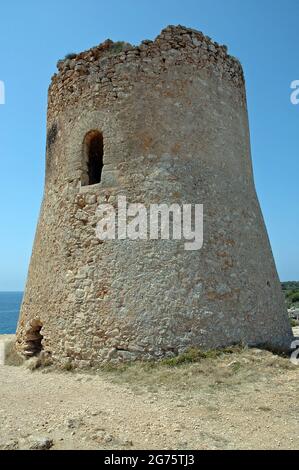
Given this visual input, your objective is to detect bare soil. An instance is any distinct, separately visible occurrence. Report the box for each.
[1,342,299,450]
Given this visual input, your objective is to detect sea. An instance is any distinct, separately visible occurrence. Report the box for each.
[0,292,23,334]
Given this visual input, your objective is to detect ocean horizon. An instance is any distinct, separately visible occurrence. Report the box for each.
[0,291,23,334]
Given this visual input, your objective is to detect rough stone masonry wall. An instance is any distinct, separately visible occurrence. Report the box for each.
[16,25,293,367]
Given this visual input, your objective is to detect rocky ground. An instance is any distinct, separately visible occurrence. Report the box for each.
[1,335,299,450]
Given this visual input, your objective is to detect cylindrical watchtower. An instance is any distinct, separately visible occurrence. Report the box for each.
[16,26,292,367]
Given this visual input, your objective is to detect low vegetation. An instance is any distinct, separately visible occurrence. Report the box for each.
[160,346,241,366]
[107,41,127,55]
[95,346,296,397]
[64,53,77,60]
[281,281,299,309]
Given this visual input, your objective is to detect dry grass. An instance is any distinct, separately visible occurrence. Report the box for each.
[96,346,296,396]
[25,351,53,371]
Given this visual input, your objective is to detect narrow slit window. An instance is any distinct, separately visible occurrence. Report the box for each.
[82,130,104,186]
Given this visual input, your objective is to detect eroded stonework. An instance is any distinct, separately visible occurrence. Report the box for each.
[16,25,293,367]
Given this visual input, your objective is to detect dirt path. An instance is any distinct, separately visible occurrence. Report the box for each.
[1,345,299,450]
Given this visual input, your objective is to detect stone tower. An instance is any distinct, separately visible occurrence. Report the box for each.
[16,25,292,367]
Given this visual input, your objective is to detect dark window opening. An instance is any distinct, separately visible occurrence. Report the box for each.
[24,320,44,357]
[82,130,104,186]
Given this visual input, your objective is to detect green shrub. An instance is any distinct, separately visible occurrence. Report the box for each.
[160,346,239,367]
[281,282,299,308]
[64,53,77,60]
[107,42,126,55]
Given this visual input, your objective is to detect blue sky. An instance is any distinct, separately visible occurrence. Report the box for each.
[0,0,298,290]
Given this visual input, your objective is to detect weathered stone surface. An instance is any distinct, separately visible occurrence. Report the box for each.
[16,25,293,367]
[28,437,53,450]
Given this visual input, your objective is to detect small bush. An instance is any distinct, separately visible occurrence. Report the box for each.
[25,352,53,371]
[229,360,242,373]
[107,42,126,55]
[64,53,77,60]
[160,346,239,367]
[59,359,74,371]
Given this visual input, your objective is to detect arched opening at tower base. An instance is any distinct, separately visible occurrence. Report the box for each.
[81,130,104,186]
[24,320,44,357]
